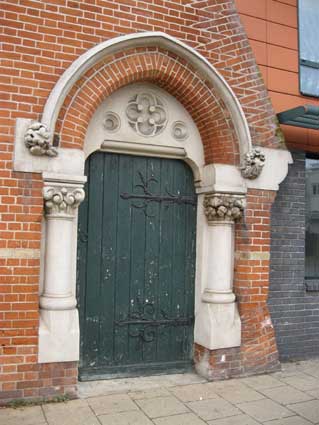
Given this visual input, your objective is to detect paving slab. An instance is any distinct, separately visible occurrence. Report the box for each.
[214,382,265,404]
[98,410,153,425]
[207,414,260,425]
[299,365,319,379]
[164,373,206,386]
[135,395,189,418]
[272,370,309,380]
[153,412,207,425]
[187,397,241,421]
[0,406,46,425]
[88,393,138,416]
[240,374,285,390]
[305,388,319,398]
[259,385,313,405]
[129,387,171,400]
[237,398,294,422]
[287,400,319,424]
[169,383,219,402]
[279,373,319,391]
[1,360,319,425]
[209,379,250,392]
[262,416,313,425]
[43,399,100,425]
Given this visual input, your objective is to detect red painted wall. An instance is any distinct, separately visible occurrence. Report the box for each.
[235,0,319,151]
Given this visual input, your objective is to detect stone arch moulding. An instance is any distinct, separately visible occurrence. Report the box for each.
[11,32,293,366]
[14,31,292,185]
[42,32,252,161]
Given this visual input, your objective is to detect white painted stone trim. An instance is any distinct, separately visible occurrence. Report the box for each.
[199,147,293,193]
[194,192,244,350]
[86,83,205,183]
[38,309,79,363]
[38,173,86,363]
[245,147,293,191]
[14,118,85,175]
[101,140,185,158]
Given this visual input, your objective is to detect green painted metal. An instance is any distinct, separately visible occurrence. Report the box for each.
[77,152,197,380]
[277,105,319,130]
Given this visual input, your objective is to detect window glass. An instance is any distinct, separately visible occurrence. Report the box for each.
[299,0,319,97]
[306,158,319,278]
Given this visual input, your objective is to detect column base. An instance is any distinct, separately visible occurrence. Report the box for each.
[194,302,241,350]
[38,309,79,363]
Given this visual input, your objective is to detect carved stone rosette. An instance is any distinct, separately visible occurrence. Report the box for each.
[24,122,58,157]
[126,92,167,136]
[204,194,245,223]
[240,148,265,179]
[43,186,85,216]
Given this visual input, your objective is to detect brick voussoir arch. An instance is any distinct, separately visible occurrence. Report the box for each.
[58,49,238,164]
[39,32,253,167]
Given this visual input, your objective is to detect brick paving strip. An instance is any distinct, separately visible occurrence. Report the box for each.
[1,359,319,425]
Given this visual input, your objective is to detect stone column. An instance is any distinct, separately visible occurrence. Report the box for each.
[194,193,245,350]
[38,173,86,363]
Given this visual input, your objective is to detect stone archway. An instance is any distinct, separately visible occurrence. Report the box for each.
[75,82,244,377]
[12,31,292,379]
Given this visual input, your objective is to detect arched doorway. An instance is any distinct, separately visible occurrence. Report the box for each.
[31,33,287,378]
[77,151,197,379]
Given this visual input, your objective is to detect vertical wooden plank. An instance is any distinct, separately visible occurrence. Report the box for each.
[143,157,161,362]
[77,158,90,369]
[171,160,187,361]
[157,158,174,362]
[183,163,196,360]
[114,154,133,366]
[99,153,119,366]
[128,156,147,364]
[83,152,104,369]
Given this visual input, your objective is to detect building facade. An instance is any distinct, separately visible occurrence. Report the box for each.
[0,0,316,404]
[235,0,319,361]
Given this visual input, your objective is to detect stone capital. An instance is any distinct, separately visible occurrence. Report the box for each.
[204,193,245,223]
[43,185,85,216]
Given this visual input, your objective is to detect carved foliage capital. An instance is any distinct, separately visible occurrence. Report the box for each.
[43,186,85,216]
[24,122,58,157]
[204,194,245,223]
[240,148,265,179]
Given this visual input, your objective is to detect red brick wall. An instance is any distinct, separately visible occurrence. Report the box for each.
[1,0,282,402]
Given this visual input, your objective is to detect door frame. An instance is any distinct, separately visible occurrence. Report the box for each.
[36,81,251,365]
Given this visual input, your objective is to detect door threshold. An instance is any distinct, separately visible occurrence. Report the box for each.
[79,361,194,382]
[77,366,205,399]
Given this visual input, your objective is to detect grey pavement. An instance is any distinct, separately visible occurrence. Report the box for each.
[1,359,319,424]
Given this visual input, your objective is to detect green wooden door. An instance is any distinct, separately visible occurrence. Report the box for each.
[77,152,197,380]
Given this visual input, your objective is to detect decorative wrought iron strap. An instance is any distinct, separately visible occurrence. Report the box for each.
[114,317,194,327]
[128,326,156,344]
[121,192,196,205]
[115,298,194,328]
[120,171,196,216]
